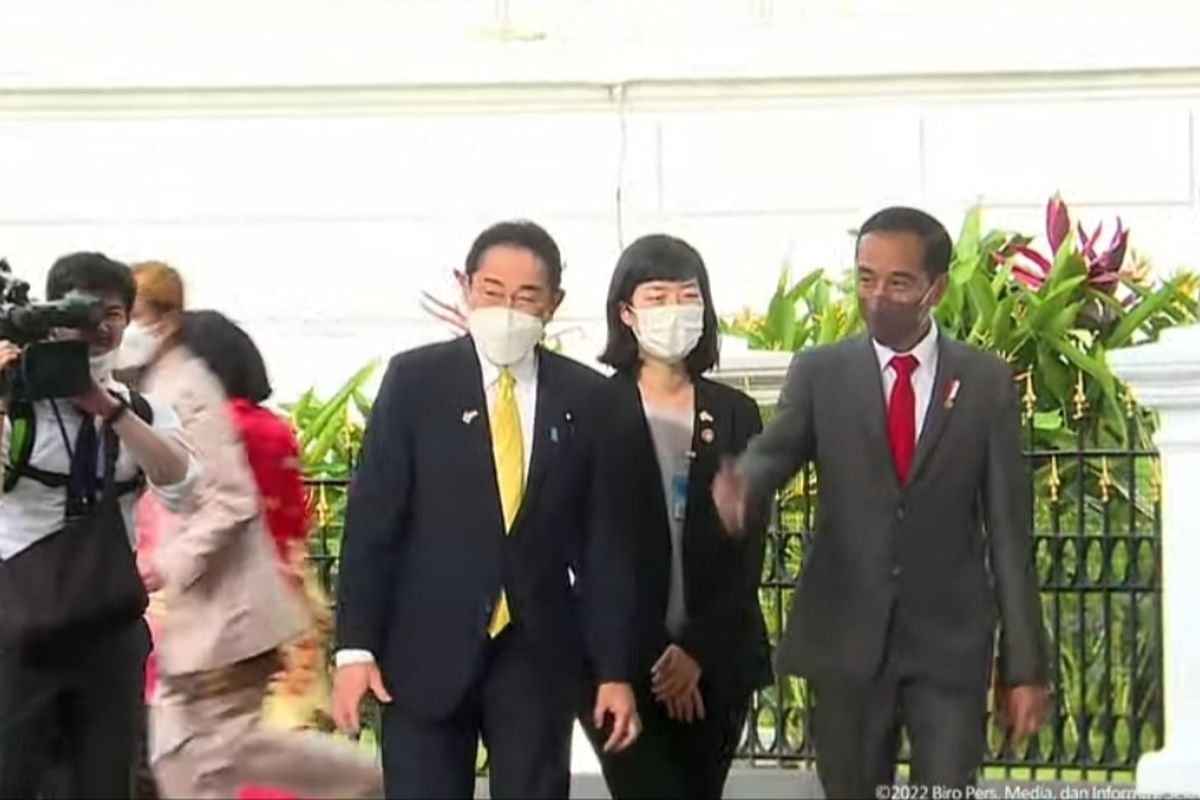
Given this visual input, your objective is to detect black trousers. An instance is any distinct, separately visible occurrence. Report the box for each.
[582,683,750,800]
[810,667,988,799]
[380,627,573,800]
[0,620,150,799]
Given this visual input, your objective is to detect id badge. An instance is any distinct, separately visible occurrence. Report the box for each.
[670,465,689,522]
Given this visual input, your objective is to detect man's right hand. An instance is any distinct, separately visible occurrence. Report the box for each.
[332,662,393,735]
[0,340,20,413]
[711,458,748,536]
[0,340,19,371]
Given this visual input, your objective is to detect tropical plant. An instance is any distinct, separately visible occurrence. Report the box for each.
[724,196,1199,450]
[285,361,379,479]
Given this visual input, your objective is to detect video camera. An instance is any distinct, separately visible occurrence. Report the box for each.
[0,259,104,404]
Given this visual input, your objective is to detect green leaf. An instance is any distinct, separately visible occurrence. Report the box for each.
[818,305,844,344]
[991,258,1015,294]
[764,284,798,349]
[787,269,826,303]
[988,296,1017,352]
[1036,345,1073,405]
[1047,337,1114,396]
[352,389,374,421]
[965,269,999,329]
[1033,410,1063,431]
[1042,274,1089,306]
[298,361,379,453]
[306,406,351,469]
[1107,277,1187,350]
[288,388,316,425]
[1099,382,1130,448]
[1047,234,1085,287]
[956,205,983,260]
[1045,301,1085,339]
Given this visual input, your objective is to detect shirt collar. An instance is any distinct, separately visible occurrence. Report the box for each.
[872,320,939,374]
[473,338,539,389]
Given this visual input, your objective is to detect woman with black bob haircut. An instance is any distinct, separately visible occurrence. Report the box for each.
[582,234,772,798]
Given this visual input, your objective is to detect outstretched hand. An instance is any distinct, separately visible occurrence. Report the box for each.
[711,458,748,536]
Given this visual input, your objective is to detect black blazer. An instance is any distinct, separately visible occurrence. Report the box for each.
[335,337,632,720]
[601,373,772,704]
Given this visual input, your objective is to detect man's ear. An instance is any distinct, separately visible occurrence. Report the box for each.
[930,273,949,305]
[545,289,565,321]
[456,270,470,304]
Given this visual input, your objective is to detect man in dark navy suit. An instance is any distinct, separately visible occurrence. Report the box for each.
[333,221,640,799]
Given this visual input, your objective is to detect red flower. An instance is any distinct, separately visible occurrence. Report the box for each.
[1006,195,1130,294]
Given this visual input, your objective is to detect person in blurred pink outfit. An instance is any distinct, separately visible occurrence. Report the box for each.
[125,263,381,800]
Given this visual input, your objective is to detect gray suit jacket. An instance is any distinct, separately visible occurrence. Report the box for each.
[740,334,1048,689]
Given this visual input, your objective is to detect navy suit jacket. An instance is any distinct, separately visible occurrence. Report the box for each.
[335,336,633,720]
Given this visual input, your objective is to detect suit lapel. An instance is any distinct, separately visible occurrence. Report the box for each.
[850,336,896,482]
[684,379,720,530]
[689,379,720,493]
[908,337,964,484]
[452,338,505,530]
[512,347,563,532]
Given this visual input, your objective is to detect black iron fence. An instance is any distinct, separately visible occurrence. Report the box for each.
[304,411,1163,782]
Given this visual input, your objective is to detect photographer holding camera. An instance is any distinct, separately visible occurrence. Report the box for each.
[0,252,196,797]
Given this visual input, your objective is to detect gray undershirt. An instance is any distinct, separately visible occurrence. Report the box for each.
[644,403,694,640]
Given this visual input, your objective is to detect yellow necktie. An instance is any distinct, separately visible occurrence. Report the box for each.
[487,368,523,637]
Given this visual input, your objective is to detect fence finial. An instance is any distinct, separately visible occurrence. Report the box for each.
[1020,371,1036,420]
[317,483,329,529]
[1072,371,1088,420]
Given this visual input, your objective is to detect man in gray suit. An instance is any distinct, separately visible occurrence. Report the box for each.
[713,207,1049,797]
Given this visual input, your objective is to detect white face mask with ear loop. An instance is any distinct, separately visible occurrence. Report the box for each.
[116,321,163,370]
[468,306,546,367]
[632,304,706,363]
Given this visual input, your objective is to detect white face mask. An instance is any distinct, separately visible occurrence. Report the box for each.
[89,350,119,384]
[632,304,705,363]
[117,321,162,370]
[468,307,545,367]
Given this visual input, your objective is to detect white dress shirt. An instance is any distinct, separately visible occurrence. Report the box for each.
[871,321,940,438]
[0,381,198,559]
[336,342,541,668]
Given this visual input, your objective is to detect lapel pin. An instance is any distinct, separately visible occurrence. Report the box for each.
[943,379,961,410]
[699,410,714,423]
[462,409,479,425]
[700,428,715,444]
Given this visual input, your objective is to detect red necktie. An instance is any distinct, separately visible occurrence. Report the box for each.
[886,354,919,484]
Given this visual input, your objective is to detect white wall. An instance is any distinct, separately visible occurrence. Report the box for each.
[1,1,1198,401]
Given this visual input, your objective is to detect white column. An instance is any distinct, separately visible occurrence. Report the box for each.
[1109,325,1200,797]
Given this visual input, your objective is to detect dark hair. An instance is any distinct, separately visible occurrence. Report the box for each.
[464,220,564,291]
[856,206,953,279]
[179,310,272,403]
[599,234,720,377]
[45,252,137,312]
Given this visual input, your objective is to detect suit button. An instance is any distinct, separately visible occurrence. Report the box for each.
[891,566,902,578]
[896,506,905,521]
